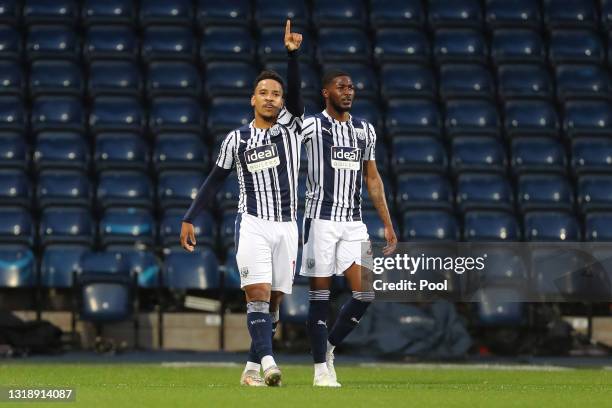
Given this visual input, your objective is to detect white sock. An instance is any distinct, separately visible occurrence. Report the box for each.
[245,361,260,372]
[261,355,276,372]
[327,340,335,353]
[314,363,329,377]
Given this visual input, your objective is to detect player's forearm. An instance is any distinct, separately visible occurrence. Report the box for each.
[182,166,232,223]
[285,50,303,117]
[366,175,393,228]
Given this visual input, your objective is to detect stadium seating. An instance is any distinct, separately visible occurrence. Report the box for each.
[523,211,581,241]
[153,133,209,171]
[89,60,141,97]
[200,26,254,62]
[0,132,27,169]
[26,25,79,60]
[451,136,506,173]
[84,25,137,61]
[555,65,612,101]
[510,137,567,174]
[37,170,91,208]
[0,168,30,208]
[89,96,143,133]
[402,210,459,241]
[196,0,251,27]
[571,137,612,174]
[485,0,541,29]
[157,170,205,210]
[497,64,553,100]
[439,64,494,100]
[395,172,453,211]
[517,173,574,212]
[95,133,148,171]
[374,29,429,64]
[23,0,78,25]
[159,208,216,247]
[31,96,84,132]
[99,207,155,247]
[255,0,307,26]
[34,132,89,171]
[381,63,435,99]
[491,29,545,65]
[39,206,94,246]
[463,210,521,241]
[97,170,153,209]
[141,26,196,62]
[204,62,254,98]
[139,0,194,26]
[392,136,447,172]
[82,0,135,24]
[147,61,200,97]
[162,248,220,290]
[30,60,82,96]
[370,0,424,29]
[456,172,514,212]
[0,60,22,95]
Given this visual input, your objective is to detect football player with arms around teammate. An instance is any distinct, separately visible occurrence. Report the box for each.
[180,20,304,387]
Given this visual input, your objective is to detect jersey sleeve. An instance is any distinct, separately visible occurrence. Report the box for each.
[364,123,377,161]
[215,131,237,169]
[300,116,316,143]
[277,105,304,139]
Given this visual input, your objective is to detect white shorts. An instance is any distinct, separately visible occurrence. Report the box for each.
[235,213,298,294]
[299,218,373,278]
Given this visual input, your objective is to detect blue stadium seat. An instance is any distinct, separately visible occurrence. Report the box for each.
[0,96,23,130]
[503,100,558,137]
[433,29,486,63]
[267,61,320,98]
[37,169,91,208]
[585,212,612,241]
[0,207,33,245]
[142,26,195,62]
[451,136,506,173]
[523,211,580,241]
[147,61,200,97]
[396,172,452,211]
[207,97,252,134]
[280,283,309,324]
[0,1,20,24]
[200,26,254,62]
[563,100,612,137]
[428,0,483,28]
[463,210,520,241]
[163,248,220,290]
[0,61,23,94]
[139,0,193,25]
[94,133,148,171]
[475,288,526,326]
[603,0,612,29]
[456,172,513,211]
[23,0,78,24]
[543,0,597,28]
[312,0,366,27]
[254,0,307,26]
[258,26,312,62]
[485,0,541,29]
[97,170,153,209]
[219,211,236,248]
[196,0,251,27]
[439,64,494,99]
[444,99,499,136]
[511,137,566,174]
[362,173,394,210]
[517,174,573,212]
[34,132,89,170]
[318,28,369,63]
[216,175,240,210]
[31,95,84,132]
[0,25,20,60]
[370,0,424,28]
[350,99,382,129]
[26,25,78,60]
[362,210,398,242]
[392,136,447,172]
[157,170,205,210]
[154,133,209,171]
[160,208,216,247]
[497,64,553,99]
[555,65,612,101]
[82,0,135,24]
[491,29,544,65]
[0,245,36,288]
[373,28,429,64]
[88,60,141,97]
[401,210,459,241]
[39,206,94,246]
[386,99,440,136]
[30,60,82,96]
[110,248,160,288]
[0,132,27,169]
[577,175,612,213]
[0,169,29,207]
[380,63,435,99]
[89,96,143,133]
[549,29,604,65]
[571,137,612,174]
[84,25,137,61]
[99,207,155,247]
[204,62,256,98]
[149,97,203,134]
[41,244,89,288]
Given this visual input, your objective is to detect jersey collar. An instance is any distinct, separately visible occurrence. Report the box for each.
[322,109,352,125]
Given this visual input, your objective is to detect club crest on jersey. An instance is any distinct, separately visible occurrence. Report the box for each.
[244,144,280,173]
[240,267,249,278]
[355,127,366,140]
[331,146,361,171]
[307,258,316,269]
[269,125,281,137]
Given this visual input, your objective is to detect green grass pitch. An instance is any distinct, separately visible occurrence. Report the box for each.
[0,363,610,407]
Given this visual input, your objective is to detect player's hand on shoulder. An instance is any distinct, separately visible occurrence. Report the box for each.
[284,19,302,51]
[383,225,398,256]
[180,221,196,252]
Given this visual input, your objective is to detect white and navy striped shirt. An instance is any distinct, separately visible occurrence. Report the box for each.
[216,107,303,222]
[302,110,376,222]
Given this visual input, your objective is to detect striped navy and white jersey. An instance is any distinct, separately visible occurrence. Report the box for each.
[215,106,303,222]
[302,110,377,222]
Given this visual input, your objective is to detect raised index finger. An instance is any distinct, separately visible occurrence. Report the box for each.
[285,19,291,37]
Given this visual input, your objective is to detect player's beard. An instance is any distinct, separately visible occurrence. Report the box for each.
[330,98,352,114]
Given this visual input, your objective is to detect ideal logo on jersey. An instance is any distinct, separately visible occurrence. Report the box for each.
[331,146,361,171]
[244,144,280,173]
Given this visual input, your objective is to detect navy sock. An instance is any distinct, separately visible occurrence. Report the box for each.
[247,313,278,364]
[246,301,273,360]
[307,290,330,364]
[328,291,374,347]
